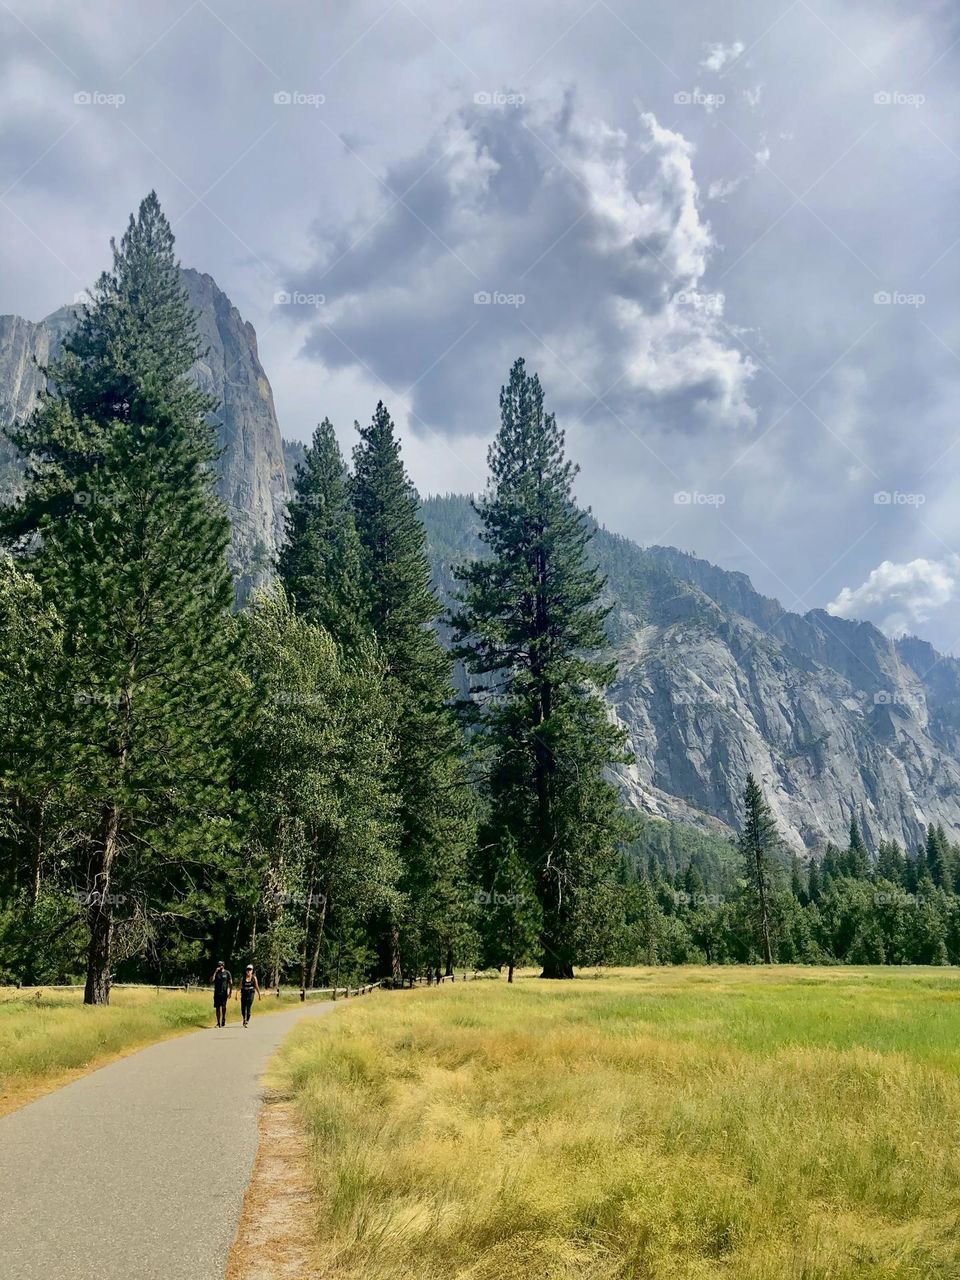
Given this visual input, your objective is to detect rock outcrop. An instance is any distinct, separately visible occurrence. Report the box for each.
[0,269,289,591]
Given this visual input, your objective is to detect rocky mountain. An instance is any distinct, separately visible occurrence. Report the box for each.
[0,268,289,592]
[421,494,960,855]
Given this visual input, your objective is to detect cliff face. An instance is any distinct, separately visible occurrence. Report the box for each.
[0,269,289,591]
[422,497,960,854]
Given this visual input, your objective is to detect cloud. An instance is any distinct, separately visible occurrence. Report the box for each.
[700,41,745,73]
[283,94,756,440]
[827,557,960,636]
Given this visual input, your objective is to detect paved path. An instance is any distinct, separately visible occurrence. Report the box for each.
[0,998,337,1280]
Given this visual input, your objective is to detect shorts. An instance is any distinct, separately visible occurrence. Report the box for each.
[214,994,228,1008]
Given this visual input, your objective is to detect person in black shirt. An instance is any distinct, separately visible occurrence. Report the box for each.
[210,961,232,1027]
[239,964,261,1026]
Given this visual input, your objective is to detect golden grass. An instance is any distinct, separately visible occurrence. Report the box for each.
[273,967,960,1280]
[0,984,311,1117]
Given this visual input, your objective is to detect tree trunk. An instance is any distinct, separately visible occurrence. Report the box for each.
[83,805,120,1005]
[306,893,328,990]
[444,946,453,977]
[390,923,402,982]
[300,868,315,992]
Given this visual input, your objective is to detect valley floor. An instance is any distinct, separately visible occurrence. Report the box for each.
[272,967,960,1280]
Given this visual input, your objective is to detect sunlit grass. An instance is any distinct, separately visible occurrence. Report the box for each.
[274,967,960,1279]
[0,984,307,1114]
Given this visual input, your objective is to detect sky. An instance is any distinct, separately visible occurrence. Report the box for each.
[3,0,960,649]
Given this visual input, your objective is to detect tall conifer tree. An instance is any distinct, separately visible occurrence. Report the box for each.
[351,402,474,977]
[452,358,628,978]
[0,193,239,1003]
[739,773,778,963]
[278,417,366,647]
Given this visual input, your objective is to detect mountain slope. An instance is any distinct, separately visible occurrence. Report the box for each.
[0,269,289,590]
[421,495,960,853]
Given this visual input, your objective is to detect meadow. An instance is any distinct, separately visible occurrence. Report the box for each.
[274,967,960,1280]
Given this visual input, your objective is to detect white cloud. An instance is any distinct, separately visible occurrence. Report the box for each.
[285,95,756,443]
[700,41,745,73]
[827,557,960,636]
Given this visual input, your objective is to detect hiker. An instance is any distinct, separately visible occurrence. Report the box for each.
[210,960,232,1027]
[239,964,261,1027]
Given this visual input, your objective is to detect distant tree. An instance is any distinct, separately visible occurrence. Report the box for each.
[847,816,871,878]
[738,774,779,963]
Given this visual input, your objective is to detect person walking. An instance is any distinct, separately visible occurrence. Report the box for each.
[239,964,261,1027]
[210,960,232,1027]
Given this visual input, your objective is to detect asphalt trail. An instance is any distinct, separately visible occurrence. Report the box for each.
[0,998,336,1279]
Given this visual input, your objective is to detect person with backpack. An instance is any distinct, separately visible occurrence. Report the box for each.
[210,960,232,1027]
[239,964,261,1027]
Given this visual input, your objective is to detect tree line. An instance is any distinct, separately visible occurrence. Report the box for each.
[2,195,958,1001]
[613,777,960,965]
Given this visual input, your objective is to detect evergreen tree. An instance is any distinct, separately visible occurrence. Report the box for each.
[925,823,951,889]
[847,816,871,878]
[277,418,366,646]
[876,839,906,886]
[739,774,779,963]
[0,193,239,1003]
[351,402,475,978]
[452,359,629,978]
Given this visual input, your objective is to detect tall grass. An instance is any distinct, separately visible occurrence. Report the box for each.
[0,986,216,1111]
[274,967,960,1279]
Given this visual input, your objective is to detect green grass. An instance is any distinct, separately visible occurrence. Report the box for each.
[0,984,308,1114]
[274,967,960,1279]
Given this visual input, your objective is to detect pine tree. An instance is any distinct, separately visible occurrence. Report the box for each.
[847,816,871,878]
[926,823,951,889]
[0,193,239,1003]
[277,418,366,647]
[739,773,778,963]
[351,402,475,978]
[452,358,629,978]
